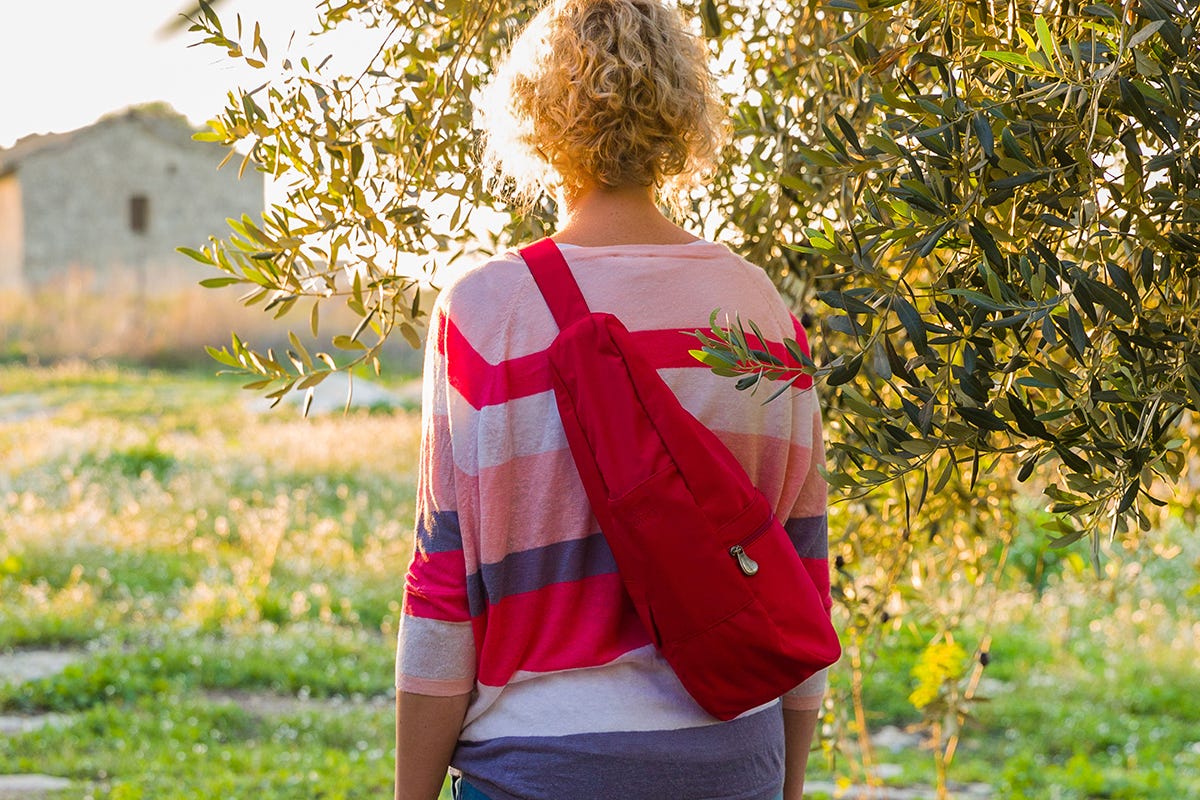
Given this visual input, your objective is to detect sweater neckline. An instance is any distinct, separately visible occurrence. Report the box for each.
[556,240,710,249]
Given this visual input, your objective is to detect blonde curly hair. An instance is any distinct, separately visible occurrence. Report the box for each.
[477,0,726,209]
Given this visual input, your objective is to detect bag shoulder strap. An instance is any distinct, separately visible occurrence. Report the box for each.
[519,238,591,330]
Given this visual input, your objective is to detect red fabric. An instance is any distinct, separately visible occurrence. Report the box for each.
[472,573,652,687]
[403,549,471,622]
[521,238,840,721]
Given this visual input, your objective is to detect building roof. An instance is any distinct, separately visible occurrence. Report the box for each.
[0,105,205,177]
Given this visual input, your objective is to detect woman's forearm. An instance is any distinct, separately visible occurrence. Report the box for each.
[395,690,472,800]
[782,707,820,800]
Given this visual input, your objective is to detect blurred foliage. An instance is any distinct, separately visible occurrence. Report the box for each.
[181,0,1200,792]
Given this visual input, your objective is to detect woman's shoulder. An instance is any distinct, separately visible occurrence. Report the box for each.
[433,249,530,315]
[431,238,788,324]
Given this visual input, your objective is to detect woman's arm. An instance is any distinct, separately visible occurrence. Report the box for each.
[395,690,472,800]
[782,707,820,800]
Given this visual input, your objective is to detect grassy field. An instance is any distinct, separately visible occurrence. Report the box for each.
[1,363,1198,799]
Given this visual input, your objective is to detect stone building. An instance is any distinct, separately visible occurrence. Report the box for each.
[0,104,263,294]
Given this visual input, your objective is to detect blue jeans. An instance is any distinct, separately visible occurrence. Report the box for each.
[451,777,493,800]
[452,777,783,800]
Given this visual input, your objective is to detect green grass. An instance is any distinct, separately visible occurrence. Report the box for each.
[2,363,1198,799]
[1,698,394,800]
[807,522,1200,798]
[0,364,423,797]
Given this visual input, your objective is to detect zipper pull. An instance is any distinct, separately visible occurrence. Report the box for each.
[729,545,759,576]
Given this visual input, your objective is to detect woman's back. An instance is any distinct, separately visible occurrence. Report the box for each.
[394,3,833,798]
[397,241,829,800]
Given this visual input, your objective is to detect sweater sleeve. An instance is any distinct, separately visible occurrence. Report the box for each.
[781,341,833,712]
[395,295,477,696]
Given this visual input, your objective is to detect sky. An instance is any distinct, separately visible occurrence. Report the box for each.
[0,1,503,274]
[0,1,380,149]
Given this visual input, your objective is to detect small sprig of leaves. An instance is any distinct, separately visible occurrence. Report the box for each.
[690,310,815,402]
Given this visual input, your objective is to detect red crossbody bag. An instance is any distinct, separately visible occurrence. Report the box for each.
[519,238,840,721]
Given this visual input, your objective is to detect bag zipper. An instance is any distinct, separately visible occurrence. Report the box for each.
[729,516,773,576]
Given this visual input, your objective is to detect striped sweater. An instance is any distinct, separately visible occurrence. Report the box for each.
[395,240,832,800]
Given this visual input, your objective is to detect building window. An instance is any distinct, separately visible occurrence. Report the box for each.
[130,195,149,234]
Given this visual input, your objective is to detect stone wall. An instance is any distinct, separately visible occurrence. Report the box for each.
[16,114,263,293]
[0,175,22,291]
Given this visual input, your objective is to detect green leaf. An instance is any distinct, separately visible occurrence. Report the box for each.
[892,295,928,354]
[332,335,367,351]
[199,276,241,288]
[297,371,329,391]
[700,0,722,38]
[400,322,422,350]
[826,353,863,386]
[735,374,761,391]
[1034,16,1058,68]
[969,219,1005,269]
[980,51,1034,69]
[834,113,863,156]
[818,290,876,316]
[1082,3,1118,19]
[1116,479,1140,513]
[956,405,1013,433]
[972,112,994,159]
[1067,306,1089,356]
[986,171,1047,191]
[1047,523,1087,549]
[945,289,1010,312]
[1129,20,1165,49]
[784,338,814,368]
[178,246,214,265]
[205,346,240,369]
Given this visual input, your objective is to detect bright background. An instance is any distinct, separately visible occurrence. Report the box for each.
[0,1,381,149]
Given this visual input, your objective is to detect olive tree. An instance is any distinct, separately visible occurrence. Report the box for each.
[183,0,1199,791]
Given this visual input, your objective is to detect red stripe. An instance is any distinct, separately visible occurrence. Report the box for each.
[472,573,652,687]
[790,314,812,358]
[404,549,471,622]
[445,318,551,409]
[800,556,832,613]
[445,321,811,410]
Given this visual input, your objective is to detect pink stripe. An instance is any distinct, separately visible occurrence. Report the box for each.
[718,432,814,514]
[789,409,828,519]
[421,412,457,507]
[404,549,470,622]
[459,450,592,563]
[473,573,651,687]
[395,674,475,696]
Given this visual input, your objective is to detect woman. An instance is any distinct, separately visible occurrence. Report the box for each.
[394,1,833,798]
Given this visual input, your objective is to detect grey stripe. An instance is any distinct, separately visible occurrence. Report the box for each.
[466,532,618,617]
[785,515,828,559]
[416,510,461,554]
[453,706,784,800]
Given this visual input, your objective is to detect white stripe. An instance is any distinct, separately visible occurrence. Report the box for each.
[395,614,475,686]
[448,388,566,474]
[460,645,777,741]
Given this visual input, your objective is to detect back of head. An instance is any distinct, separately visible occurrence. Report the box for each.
[478,0,726,209]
